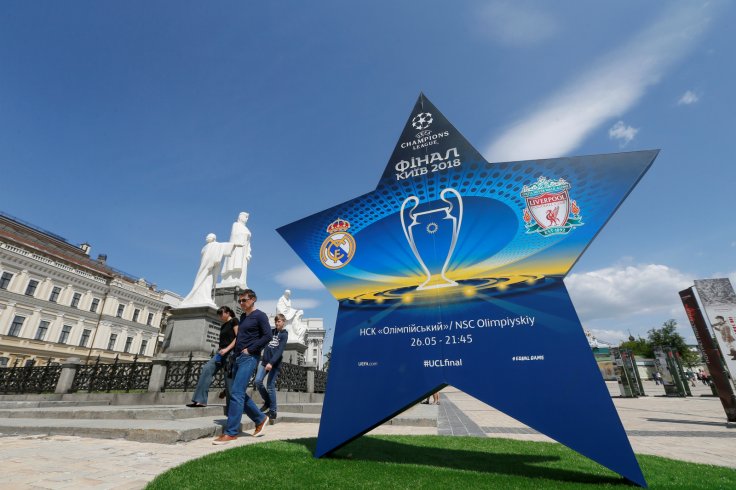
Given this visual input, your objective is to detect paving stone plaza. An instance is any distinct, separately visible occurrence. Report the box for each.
[1,380,734,489]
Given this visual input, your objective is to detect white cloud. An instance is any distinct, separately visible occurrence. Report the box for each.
[485,2,714,161]
[274,265,324,290]
[608,121,639,146]
[476,2,559,47]
[257,297,321,317]
[565,264,692,322]
[677,90,700,105]
[257,299,278,316]
[589,328,630,344]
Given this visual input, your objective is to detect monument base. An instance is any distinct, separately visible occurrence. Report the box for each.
[214,286,246,316]
[158,306,221,361]
[283,342,307,366]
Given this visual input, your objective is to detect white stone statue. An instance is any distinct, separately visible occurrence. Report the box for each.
[277,289,306,344]
[218,212,252,288]
[180,233,237,308]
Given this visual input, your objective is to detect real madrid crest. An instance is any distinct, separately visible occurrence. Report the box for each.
[320,218,356,269]
[521,176,584,237]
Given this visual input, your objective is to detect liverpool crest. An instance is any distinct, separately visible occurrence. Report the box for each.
[320,218,356,269]
[521,176,583,237]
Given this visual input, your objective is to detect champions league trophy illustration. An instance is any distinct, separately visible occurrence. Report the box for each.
[400,188,463,291]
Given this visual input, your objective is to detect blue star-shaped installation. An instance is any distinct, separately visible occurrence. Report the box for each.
[278,94,657,487]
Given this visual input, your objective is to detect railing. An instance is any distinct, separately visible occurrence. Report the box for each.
[0,352,325,395]
[162,352,227,391]
[71,354,151,393]
[277,362,308,392]
[314,369,328,393]
[0,360,62,394]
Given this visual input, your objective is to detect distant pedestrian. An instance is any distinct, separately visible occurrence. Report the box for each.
[421,390,441,405]
[256,313,288,422]
[187,306,238,408]
[653,372,662,385]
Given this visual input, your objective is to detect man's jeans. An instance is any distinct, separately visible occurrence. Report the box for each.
[192,356,221,405]
[225,353,266,436]
[254,362,281,413]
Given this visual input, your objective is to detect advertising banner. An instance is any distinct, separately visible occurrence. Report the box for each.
[278,94,656,486]
[693,278,736,387]
[611,347,637,397]
[680,286,736,421]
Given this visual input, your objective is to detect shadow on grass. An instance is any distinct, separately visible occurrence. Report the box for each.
[285,437,631,486]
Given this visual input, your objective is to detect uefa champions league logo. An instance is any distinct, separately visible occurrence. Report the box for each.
[411,112,433,130]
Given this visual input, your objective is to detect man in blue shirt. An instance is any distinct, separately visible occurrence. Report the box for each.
[213,289,273,444]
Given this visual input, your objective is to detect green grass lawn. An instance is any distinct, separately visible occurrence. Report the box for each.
[146,435,735,489]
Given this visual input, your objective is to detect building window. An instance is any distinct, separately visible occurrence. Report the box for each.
[116,304,125,318]
[25,279,39,296]
[8,316,25,336]
[49,286,61,303]
[35,320,50,340]
[90,298,100,313]
[79,329,91,347]
[24,359,35,367]
[70,292,82,309]
[0,272,13,289]
[132,309,140,323]
[139,339,148,355]
[124,336,133,353]
[107,333,118,350]
[0,357,8,367]
[146,313,154,326]
[59,325,72,344]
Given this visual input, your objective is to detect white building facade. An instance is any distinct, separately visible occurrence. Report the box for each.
[0,213,173,366]
[304,318,325,370]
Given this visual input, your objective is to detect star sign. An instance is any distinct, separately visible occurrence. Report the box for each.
[278,94,657,487]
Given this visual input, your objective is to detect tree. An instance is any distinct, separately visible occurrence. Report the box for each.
[323,347,332,372]
[619,337,653,358]
[647,319,700,367]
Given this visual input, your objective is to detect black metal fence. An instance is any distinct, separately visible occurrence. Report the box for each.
[0,353,327,394]
[162,353,229,391]
[276,362,308,392]
[314,369,328,393]
[71,355,152,393]
[0,360,62,394]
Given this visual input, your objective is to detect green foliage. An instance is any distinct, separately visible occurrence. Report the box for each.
[324,347,332,372]
[619,337,653,358]
[146,436,736,489]
[618,319,701,367]
[648,319,701,367]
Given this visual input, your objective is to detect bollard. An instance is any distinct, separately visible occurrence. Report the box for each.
[306,365,316,394]
[148,359,168,392]
[55,357,82,394]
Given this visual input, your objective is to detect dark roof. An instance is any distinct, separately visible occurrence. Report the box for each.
[0,212,113,278]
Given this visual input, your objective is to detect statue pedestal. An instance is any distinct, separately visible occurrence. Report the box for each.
[214,286,245,316]
[158,306,221,361]
[283,341,307,366]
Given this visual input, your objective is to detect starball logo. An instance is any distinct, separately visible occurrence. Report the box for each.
[411,112,433,131]
[401,111,450,151]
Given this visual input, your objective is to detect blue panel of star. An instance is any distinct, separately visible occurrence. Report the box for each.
[278,94,657,487]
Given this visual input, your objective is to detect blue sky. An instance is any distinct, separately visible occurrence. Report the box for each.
[1,1,733,350]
